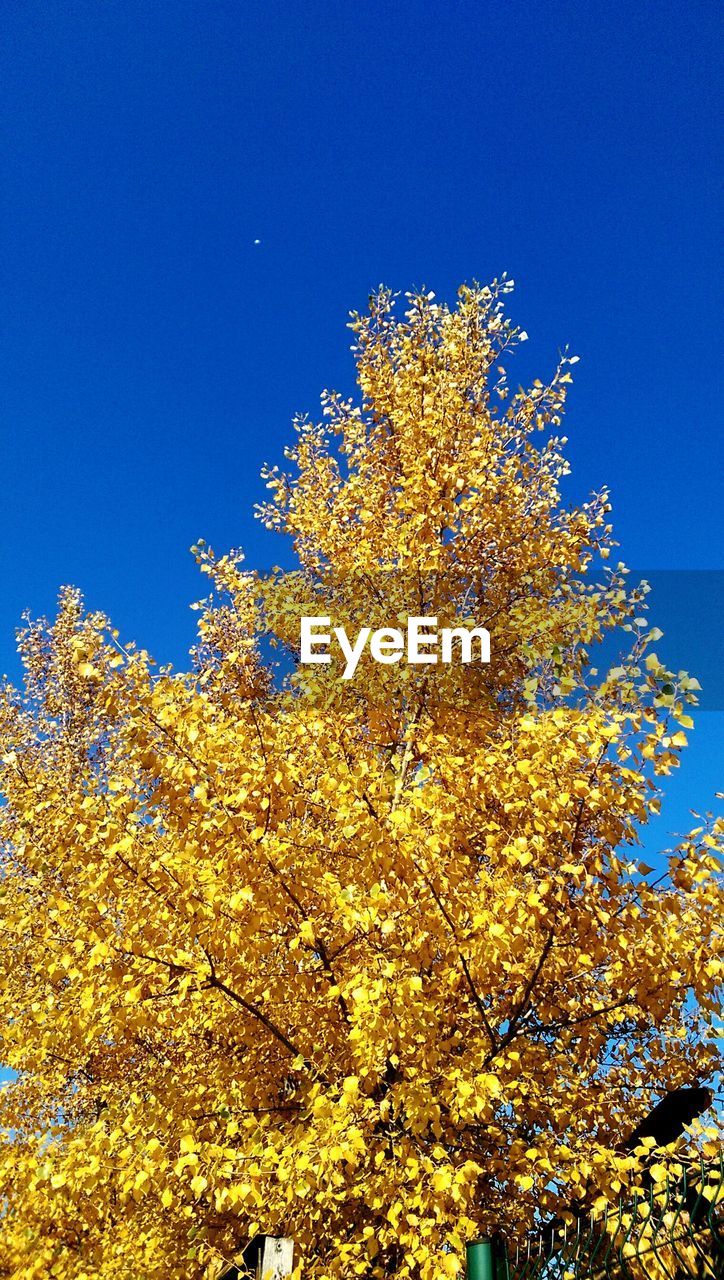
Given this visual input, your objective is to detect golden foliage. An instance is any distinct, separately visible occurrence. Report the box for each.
[0,283,721,1278]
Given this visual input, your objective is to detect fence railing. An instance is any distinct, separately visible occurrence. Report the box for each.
[483,1156,724,1280]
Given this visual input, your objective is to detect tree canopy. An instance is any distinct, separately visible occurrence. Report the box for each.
[0,282,721,1279]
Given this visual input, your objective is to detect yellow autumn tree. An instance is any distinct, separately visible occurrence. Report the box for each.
[0,281,721,1280]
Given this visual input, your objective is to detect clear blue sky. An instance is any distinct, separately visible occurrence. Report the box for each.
[1,0,721,854]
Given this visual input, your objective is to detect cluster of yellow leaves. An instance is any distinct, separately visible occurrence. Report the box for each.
[0,283,721,1279]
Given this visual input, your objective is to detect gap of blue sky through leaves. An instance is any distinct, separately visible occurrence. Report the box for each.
[1,0,721,875]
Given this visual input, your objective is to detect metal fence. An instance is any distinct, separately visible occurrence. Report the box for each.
[487,1157,724,1280]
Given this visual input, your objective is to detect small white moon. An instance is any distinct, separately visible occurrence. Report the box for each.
[253,239,261,245]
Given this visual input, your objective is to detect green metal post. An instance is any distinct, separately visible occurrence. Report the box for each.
[466,1239,494,1280]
